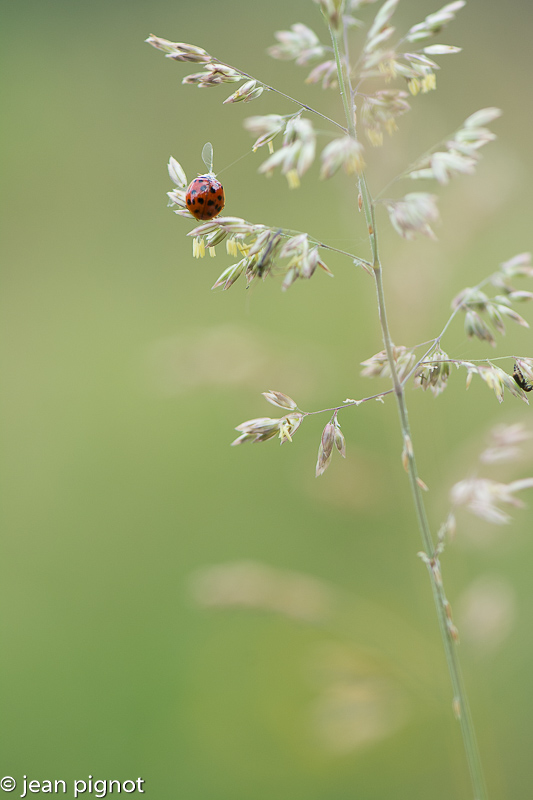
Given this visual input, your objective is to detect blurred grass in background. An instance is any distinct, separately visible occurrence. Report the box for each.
[2,1,533,798]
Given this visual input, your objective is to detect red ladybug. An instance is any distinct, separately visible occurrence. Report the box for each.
[185,175,225,221]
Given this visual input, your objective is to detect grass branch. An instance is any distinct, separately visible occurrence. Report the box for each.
[211,55,348,133]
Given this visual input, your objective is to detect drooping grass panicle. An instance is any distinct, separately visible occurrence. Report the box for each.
[231,412,303,446]
[382,192,439,239]
[405,108,502,184]
[361,345,416,381]
[451,421,533,525]
[183,216,334,291]
[190,560,332,622]
[358,249,533,403]
[316,416,346,477]
[267,22,330,66]
[452,273,532,346]
[414,349,450,396]
[480,422,533,465]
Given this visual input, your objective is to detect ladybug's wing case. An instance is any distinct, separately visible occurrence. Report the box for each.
[186,176,225,221]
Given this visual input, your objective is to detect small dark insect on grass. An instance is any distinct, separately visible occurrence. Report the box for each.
[513,363,533,392]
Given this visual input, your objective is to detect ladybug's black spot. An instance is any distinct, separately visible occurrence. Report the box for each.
[207,199,214,206]
[210,186,216,193]
[215,204,221,212]
[186,199,192,205]
[217,194,222,201]
[198,197,204,204]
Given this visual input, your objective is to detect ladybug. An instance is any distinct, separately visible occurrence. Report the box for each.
[185,175,225,221]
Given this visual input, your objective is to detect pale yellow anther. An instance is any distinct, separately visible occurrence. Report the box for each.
[193,236,206,258]
[279,420,293,443]
[226,237,239,257]
[286,169,300,189]
[422,74,437,93]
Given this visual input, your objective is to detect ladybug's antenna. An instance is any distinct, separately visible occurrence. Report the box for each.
[201,142,214,174]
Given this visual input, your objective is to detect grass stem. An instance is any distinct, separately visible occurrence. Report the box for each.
[330,19,488,800]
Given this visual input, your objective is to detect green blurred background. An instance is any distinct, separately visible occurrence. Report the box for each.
[3,0,533,797]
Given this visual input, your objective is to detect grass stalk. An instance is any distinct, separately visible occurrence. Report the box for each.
[330,21,488,800]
